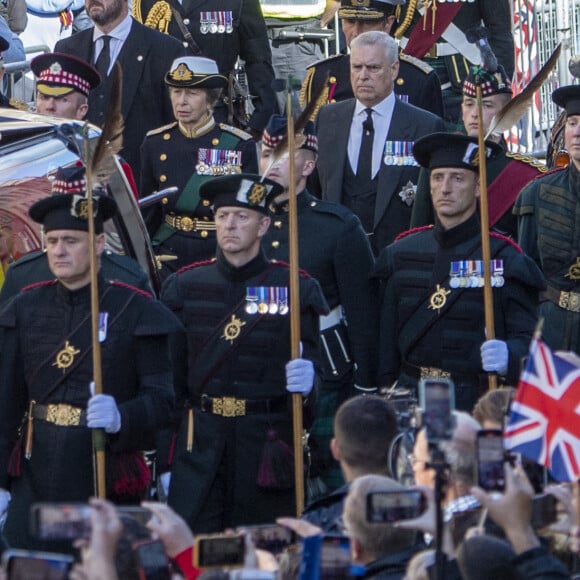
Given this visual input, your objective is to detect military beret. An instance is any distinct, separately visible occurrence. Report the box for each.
[165,56,227,89]
[31,53,101,97]
[552,85,580,117]
[29,166,117,233]
[262,115,318,153]
[338,0,404,21]
[413,133,502,172]
[463,65,512,98]
[200,174,282,215]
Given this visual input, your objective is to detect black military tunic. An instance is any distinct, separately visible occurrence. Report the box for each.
[160,248,328,532]
[300,52,444,118]
[140,119,258,272]
[514,165,580,354]
[132,0,277,132]
[263,191,378,488]
[374,213,545,412]
[0,276,181,550]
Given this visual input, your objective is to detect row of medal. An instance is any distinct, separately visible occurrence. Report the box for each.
[196,148,243,176]
[383,141,419,167]
[245,287,289,315]
[199,11,234,34]
[449,259,504,288]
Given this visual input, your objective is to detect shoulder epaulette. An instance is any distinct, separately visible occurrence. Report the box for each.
[490,232,522,253]
[306,53,343,71]
[270,259,311,279]
[176,258,216,274]
[146,122,177,137]
[108,279,154,298]
[21,279,58,293]
[505,152,548,173]
[394,224,434,242]
[533,165,567,179]
[218,123,252,141]
[399,52,434,75]
[9,251,44,267]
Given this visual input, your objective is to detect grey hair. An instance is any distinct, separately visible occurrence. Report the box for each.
[350,30,399,64]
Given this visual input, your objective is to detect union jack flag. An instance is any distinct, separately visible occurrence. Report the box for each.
[504,338,580,482]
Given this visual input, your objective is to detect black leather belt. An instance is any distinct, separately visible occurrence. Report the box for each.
[194,394,287,417]
[542,286,580,313]
[31,403,87,427]
[401,362,477,384]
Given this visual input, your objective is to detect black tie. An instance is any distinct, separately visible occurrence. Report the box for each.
[95,35,111,79]
[357,108,374,180]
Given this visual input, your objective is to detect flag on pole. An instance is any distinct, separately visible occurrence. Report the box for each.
[504,337,580,482]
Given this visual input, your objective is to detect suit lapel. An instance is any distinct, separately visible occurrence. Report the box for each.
[326,100,354,204]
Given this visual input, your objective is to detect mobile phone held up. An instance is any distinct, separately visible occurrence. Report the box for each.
[2,549,74,580]
[194,533,246,569]
[236,524,295,555]
[366,490,427,524]
[133,539,171,580]
[30,502,91,541]
[476,429,506,492]
[419,378,455,442]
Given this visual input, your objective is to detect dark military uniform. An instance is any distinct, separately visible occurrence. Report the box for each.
[140,120,258,273]
[160,249,327,531]
[0,250,153,306]
[411,145,548,238]
[263,190,378,489]
[132,0,277,133]
[0,276,180,549]
[300,52,444,118]
[374,214,544,412]
[514,165,580,354]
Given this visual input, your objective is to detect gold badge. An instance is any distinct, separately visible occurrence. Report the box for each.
[248,183,266,205]
[428,284,451,311]
[565,257,580,280]
[222,315,246,343]
[170,62,194,82]
[52,340,80,371]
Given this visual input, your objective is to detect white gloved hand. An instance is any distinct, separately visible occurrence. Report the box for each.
[286,358,314,396]
[159,472,171,497]
[0,488,10,518]
[87,394,122,433]
[481,339,509,376]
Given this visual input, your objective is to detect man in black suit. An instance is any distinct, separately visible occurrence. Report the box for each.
[55,0,185,177]
[315,30,445,255]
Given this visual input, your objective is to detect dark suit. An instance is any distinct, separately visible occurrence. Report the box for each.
[55,18,186,177]
[316,98,445,254]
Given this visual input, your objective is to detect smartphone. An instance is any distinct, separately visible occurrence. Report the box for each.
[236,524,295,555]
[366,490,427,523]
[30,502,91,541]
[2,549,74,580]
[476,429,506,492]
[419,378,455,442]
[118,506,153,527]
[133,539,171,580]
[319,535,351,580]
[530,493,558,530]
[194,533,246,569]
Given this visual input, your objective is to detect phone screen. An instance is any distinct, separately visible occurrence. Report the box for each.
[30,502,91,540]
[194,534,245,568]
[238,524,295,555]
[530,493,558,530]
[319,535,350,580]
[134,540,171,580]
[366,490,426,523]
[476,429,506,492]
[419,379,455,441]
[3,550,74,580]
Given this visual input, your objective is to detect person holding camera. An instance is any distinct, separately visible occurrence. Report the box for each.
[373,132,545,412]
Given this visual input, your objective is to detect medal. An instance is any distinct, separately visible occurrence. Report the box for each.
[258,287,269,314]
[209,11,218,33]
[52,340,80,371]
[98,312,108,342]
[217,11,225,33]
[222,315,246,343]
[200,12,209,34]
[245,287,258,314]
[225,11,233,33]
[492,259,504,288]
[268,287,279,315]
[449,261,460,288]
[278,286,289,315]
[428,284,451,311]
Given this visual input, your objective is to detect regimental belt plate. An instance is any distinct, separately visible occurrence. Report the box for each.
[222,315,246,343]
[428,284,450,311]
[52,340,80,371]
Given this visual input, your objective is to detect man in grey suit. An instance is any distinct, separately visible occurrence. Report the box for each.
[55,0,185,177]
[315,31,445,255]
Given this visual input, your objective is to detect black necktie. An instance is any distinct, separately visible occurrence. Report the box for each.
[95,35,111,79]
[357,108,374,180]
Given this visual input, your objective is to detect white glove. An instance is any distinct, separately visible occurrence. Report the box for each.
[481,339,509,376]
[159,472,171,497]
[87,394,122,433]
[286,358,314,396]
[0,488,10,518]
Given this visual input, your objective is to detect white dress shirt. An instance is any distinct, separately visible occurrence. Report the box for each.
[92,13,133,76]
